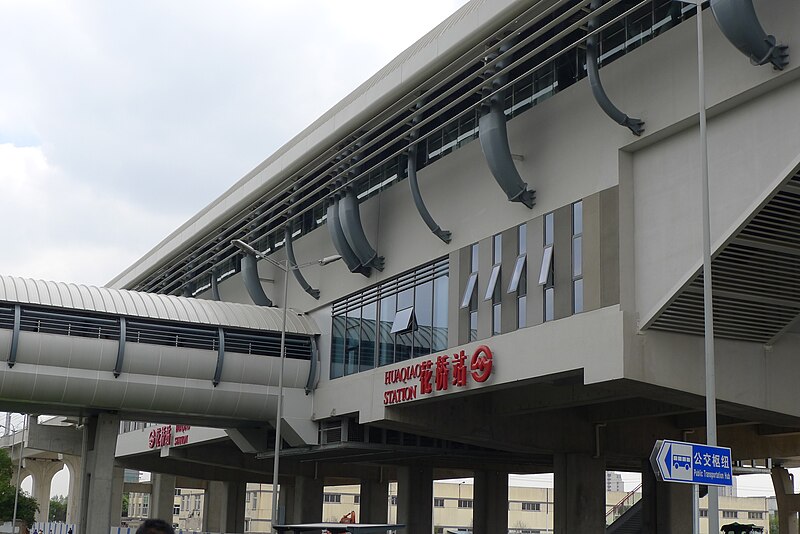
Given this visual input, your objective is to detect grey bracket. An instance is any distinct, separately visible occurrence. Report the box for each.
[213,327,225,387]
[114,316,126,378]
[305,337,319,395]
[8,304,20,368]
[339,188,385,271]
[587,0,645,135]
[407,102,451,243]
[285,225,321,300]
[210,270,221,301]
[241,252,274,306]
[710,0,788,70]
[327,200,371,277]
[479,43,535,209]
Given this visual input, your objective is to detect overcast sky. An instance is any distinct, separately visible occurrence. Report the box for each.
[0,0,469,287]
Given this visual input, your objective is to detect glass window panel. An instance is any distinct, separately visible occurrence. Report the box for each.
[330,315,346,378]
[470,243,479,273]
[539,246,554,285]
[414,280,433,357]
[573,201,583,235]
[461,272,478,309]
[391,307,415,334]
[395,330,413,362]
[378,294,396,366]
[492,303,501,335]
[360,301,377,372]
[544,287,554,322]
[397,287,413,310]
[432,275,448,352]
[484,264,501,301]
[544,213,554,245]
[508,254,527,293]
[493,234,502,264]
[469,311,478,342]
[519,223,527,254]
[518,295,527,329]
[345,310,360,376]
[572,236,582,278]
[573,279,584,314]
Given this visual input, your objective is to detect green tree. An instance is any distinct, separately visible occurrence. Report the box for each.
[0,449,39,526]
[49,494,67,522]
[122,493,129,517]
[770,514,779,534]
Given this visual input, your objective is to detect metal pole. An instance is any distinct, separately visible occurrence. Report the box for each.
[271,261,290,532]
[696,4,720,533]
[12,415,26,532]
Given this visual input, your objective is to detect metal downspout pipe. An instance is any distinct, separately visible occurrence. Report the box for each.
[478,42,535,209]
[586,0,645,135]
[407,102,451,243]
[241,252,273,306]
[709,0,788,69]
[285,223,321,300]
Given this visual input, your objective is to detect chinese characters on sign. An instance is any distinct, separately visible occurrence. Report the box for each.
[148,424,192,448]
[383,345,494,405]
[148,425,172,449]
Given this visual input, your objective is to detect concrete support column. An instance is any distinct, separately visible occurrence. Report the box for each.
[151,473,177,522]
[62,454,82,525]
[25,458,64,522]
[553,453,605,534]
[204,480,246,534]
[109,467,124,527]
[641,459,693,534]
[474,470,508,534]
[359,479,389,523]
[771,466,800,534]
[396,465,433,534]
[282,476,323,524]
[79,412,120,534]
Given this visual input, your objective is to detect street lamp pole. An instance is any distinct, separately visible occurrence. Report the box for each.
[674,2,718,532]
[231,239,340,532]
[9,415,25,533]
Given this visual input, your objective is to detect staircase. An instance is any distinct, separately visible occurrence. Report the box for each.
[606,484,643,534]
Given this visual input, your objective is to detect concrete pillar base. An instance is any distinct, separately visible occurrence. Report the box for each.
[151,473,177,523]
[554,453,605,534]
[474,470,508,534]
[25,457,64,523]
[397,465,433,534]
[359,478,389,524]
[204,480,247,534]
[772,466,800,534]
[80,413,120,534]
[641,458,693,534]
[283,476,324,524]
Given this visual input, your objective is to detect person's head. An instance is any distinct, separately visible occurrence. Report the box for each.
[135,519,175,534]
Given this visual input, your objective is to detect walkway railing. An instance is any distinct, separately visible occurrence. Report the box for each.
[605,483,642,526]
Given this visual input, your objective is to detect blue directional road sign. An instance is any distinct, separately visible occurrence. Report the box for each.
[650,440,733,486]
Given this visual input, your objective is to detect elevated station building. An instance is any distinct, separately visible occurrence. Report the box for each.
[2,0,800,532]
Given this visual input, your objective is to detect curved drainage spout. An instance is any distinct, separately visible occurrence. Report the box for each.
[241,252,273,306]
[479,43,535,209]
[210,269,221,301]
[285,225,320,299]
[408,143,451,243]
[587,0,645,135]
[710,0,788,70]
[339,188,385,272]
[327,199,371,277]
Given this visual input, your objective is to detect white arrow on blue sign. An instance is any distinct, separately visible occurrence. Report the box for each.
[649,440,733,486]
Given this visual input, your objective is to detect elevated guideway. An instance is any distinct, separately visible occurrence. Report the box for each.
[0,275,321,443]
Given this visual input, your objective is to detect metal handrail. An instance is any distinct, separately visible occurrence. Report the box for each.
[606,483,643,519]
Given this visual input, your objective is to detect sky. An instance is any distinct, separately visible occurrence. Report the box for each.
[0,0,788,505]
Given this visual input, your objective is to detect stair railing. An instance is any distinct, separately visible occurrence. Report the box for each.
[605,483,643,525]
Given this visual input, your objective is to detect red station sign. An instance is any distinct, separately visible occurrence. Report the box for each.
[148,424,192,449]
[383,345,494,405]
